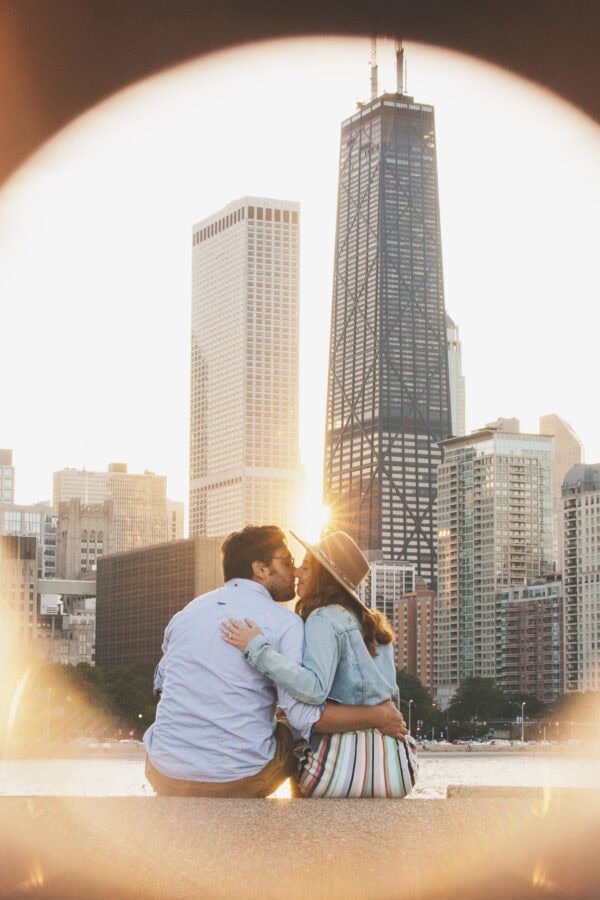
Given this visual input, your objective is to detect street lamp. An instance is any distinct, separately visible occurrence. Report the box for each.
[398,698,414,735]
[520,702,526,743]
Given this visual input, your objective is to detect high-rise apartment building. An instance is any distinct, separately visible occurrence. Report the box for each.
[540,414,583,573]
[446,314,466,437]
[189,197,301,538]
[396,581,435,692]
[53,464,168,556]
[357,554,416,644]
[0,450,15,504]
[496,579,562,701]
[562,464,600,693]
[435,427,553,706]
[323,47,451,585]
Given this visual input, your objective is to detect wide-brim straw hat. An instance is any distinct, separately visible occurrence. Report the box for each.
[290,530,370,605]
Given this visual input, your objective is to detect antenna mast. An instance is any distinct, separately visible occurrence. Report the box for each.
[370,38,378,100]
[395,40,407,94]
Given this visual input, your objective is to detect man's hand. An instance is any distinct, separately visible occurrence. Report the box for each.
[373,701,407,741]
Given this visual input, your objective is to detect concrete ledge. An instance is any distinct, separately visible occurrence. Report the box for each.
[1,794,600,898]
[447,784,600,800]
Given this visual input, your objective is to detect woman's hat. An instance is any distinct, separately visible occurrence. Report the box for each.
[290,530,370,604]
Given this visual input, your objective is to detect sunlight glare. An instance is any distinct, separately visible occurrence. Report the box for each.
[294,496,330,543]
[6,668,31,737]
[267,778,293,799]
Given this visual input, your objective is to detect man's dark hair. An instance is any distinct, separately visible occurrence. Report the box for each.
[221,525,286,581]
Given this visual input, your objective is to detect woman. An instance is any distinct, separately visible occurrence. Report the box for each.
[221,530,418,798]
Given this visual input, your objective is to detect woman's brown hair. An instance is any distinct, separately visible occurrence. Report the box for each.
[295,556,394,656]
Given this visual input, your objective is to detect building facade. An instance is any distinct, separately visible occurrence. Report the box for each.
[540,414,583,573]
[446,314,466,437]
[166,499,184,542]
[53,464,168,556]
[36,579,97,665]
[435,428,553,706]
[323,69,451,586]
[95,537,223,667]
[0,534,37,652]
[0,449,15,504]
[0,503,58,577]
[189,197,302,538]
[562,464,600,693]
[55,498,111,579]
[496,579,562,701]
[396,581,435,692]
[358,554,416,642]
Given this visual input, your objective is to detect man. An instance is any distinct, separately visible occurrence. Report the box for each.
[144,525,406,797]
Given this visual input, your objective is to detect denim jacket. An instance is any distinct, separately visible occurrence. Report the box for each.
[243,604,399,707]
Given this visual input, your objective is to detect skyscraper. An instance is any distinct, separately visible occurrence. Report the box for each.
[435,427,553,706]
[189,197,301,538]
[446,314,466,437]
[323,45,451,586]
[539,414,583,573]
[562,463,600,693]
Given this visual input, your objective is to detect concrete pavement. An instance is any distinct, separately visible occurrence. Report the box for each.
[1,789,600,898]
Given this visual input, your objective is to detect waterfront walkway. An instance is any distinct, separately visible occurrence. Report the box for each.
[1,788,599,898]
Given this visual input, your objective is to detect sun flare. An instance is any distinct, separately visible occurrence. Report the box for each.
[294,496,330,544]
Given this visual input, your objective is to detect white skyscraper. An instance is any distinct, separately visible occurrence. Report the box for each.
[189,197,301,537]
[446,314,465,437]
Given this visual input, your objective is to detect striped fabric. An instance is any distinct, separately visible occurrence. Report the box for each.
[297,730,418,798]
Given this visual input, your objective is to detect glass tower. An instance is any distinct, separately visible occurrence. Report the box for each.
[189,197,301,538]
[324,78,451,586]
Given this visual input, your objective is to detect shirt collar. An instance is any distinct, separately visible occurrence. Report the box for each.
[225,578,273,601]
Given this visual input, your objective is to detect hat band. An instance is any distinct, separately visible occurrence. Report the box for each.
[318,549,361,594]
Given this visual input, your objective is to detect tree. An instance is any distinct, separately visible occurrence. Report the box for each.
[447,677,507,723]
[396,669,438,737]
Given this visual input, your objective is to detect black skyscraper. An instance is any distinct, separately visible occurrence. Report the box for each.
[324,49,451,586]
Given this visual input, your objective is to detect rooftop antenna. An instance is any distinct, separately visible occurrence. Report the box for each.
[370,38,378,100]
[395,40,407,94]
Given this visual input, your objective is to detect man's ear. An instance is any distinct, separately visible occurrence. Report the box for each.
[251,559,268,582]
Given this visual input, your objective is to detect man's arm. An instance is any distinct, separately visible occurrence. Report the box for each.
[315,700,407,740]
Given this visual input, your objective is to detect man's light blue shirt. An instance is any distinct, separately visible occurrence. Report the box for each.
[143,579,323,782]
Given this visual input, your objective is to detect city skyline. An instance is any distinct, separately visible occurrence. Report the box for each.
[0,37,598,531]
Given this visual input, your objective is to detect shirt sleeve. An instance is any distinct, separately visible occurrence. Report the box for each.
[264,615,325,740]
[380,642,400,706]
[244,610,340,705]
[153,617,173,692]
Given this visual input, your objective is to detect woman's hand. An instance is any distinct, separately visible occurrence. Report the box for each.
[220,617,262,651]
[374,701,408,741]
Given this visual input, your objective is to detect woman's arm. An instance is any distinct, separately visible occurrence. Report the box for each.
[315,700,407,740]
[221,614,339,704]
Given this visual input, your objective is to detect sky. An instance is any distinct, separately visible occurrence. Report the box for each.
[0,36,598,530]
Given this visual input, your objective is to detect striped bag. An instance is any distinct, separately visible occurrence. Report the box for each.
[297,730,418,798]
